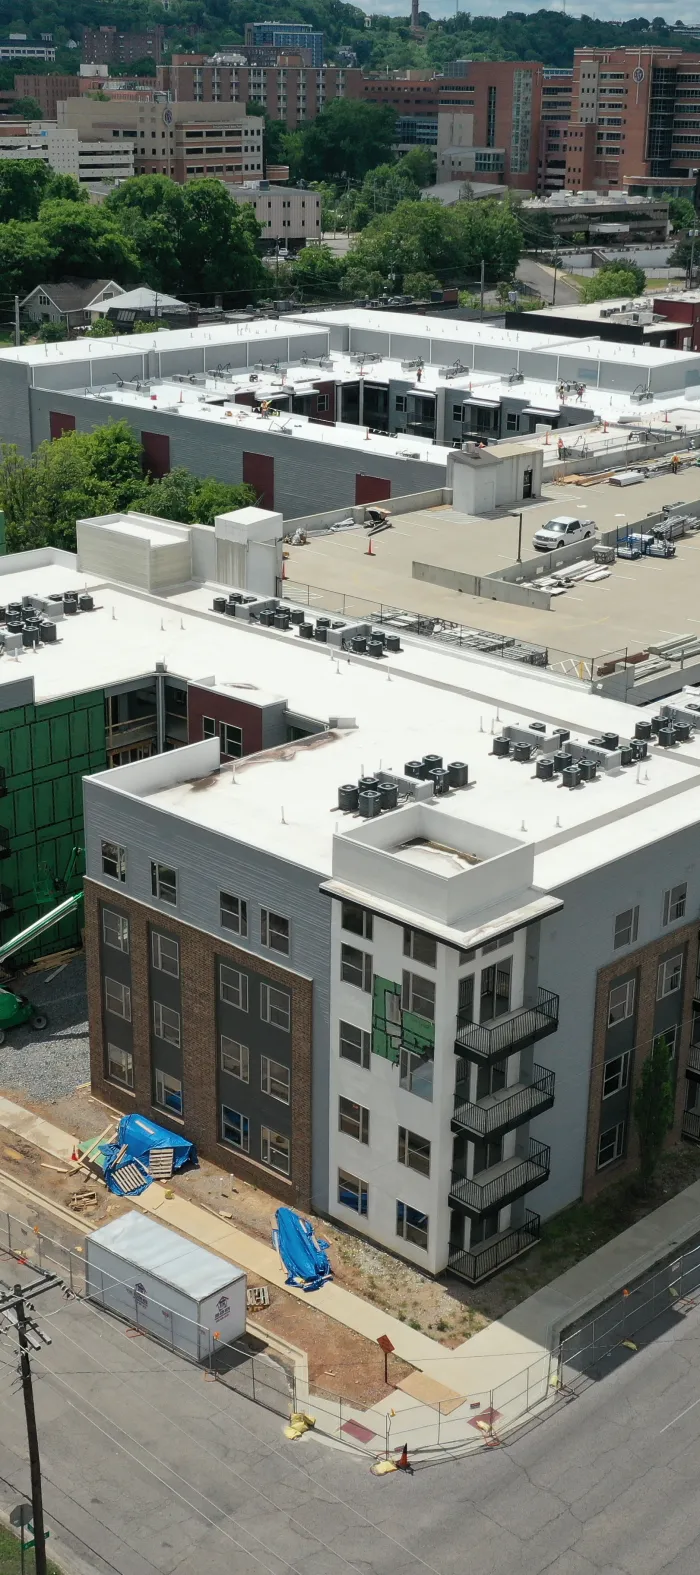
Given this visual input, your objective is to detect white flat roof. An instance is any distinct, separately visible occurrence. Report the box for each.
[88,1211,244,1298]
[0,317,319,367]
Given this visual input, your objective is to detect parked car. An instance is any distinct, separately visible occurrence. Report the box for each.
[532,515,597,551]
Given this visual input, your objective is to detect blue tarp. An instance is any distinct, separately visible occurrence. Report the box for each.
[102,1114,197,1196]
[272,1206,332,1292]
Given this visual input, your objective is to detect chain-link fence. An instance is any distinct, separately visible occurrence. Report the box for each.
[558,1237,700,1389]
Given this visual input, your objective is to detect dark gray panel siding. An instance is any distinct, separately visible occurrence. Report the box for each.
[0,361,33,455]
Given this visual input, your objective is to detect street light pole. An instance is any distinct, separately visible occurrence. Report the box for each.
[688,229,700,289]
[552,253,562,308]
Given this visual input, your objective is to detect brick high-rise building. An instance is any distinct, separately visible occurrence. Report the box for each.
[81,25,166,66]
[158,55,363,130]
[14,72,79,119]
[58,97,264,183]
[565,47,700,195]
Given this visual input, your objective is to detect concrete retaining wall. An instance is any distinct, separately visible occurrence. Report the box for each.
[284,487,453,536]
[412,559,552,610]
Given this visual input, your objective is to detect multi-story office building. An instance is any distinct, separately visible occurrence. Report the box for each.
[81,25,166,66]
[538,69,574,192]
[228,179,321,245]
[564,46,700,195]
[244,21,324,69]
[0,124,135,185]
[158,54,362,131]
[58,97,263,182]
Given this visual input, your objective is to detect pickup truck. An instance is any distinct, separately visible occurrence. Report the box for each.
[532,515,597,551]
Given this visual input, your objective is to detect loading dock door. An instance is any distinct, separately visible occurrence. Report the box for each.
[141,431,171,478]
[243,451,274,509]
[355,474,391,506]
[49,412,76,440]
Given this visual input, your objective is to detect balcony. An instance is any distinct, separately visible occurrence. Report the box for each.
[448,1211,540,1284]
[687,1044,700,1079]
[452,1063,555,1139]
[449,1138,551,1216]
[683,1108,700,1144]
[454,987,559,1065]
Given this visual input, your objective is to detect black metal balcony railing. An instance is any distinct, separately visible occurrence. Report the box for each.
[454,987,559,1063]
[683,1109,700,1143]
[450,1137,551,1215]
[448,1211,541,1284]
[453,1064,555,1138]
[687,1044,700,1078]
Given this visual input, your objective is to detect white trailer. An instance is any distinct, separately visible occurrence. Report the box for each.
[85,1211,247,1361]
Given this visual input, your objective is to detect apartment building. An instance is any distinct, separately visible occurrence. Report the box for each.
[159,54,362,130]
[58,98,263,182]
[565,46,700,195]
[81,25,166,66]
[0,37,55,62]
[244,20,324,69]
[228,180,321,245]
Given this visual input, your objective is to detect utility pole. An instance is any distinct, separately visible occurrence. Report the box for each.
[15,1285,47,1575]
[14,295,20,347]
[480,257,485,321]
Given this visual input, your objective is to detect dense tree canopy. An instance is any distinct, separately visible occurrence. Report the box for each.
[343,197,522,293]
[103,176,266,296]
[579,261,647,302]
[298,100,397,185]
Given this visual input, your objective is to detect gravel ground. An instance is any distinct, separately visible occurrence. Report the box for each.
[0,953,89,1101]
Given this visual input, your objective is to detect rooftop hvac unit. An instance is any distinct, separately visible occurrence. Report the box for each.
[351,351,382,364]
[631,387,653,403]
[493,737,510,758]
[439,361,470,379]
[536,757,554,781]
[401,358,425,371]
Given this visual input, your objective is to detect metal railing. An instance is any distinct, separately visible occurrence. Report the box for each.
[454,988,560,1063]
[450,1138,551,1214]
[453,1064,555,1137]
[448,1211,541,1284]
[558,1235,700,1385]
[687,1044,700,1077]
[682,1108,700,1142]
[107,712,157,745]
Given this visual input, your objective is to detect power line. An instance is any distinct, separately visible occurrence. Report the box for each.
[0,1273,61,1575]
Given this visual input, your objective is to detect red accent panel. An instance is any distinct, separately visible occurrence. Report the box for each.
[311,380,335,424]
[187,684,264,758]
[243,451,274,509]
[141,430,171,479]
[50,412,76,440]
[355,474,391,506]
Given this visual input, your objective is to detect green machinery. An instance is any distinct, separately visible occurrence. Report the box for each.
[0,891,84,1044]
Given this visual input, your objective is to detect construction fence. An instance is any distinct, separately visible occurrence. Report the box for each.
[558,1234,700,1389]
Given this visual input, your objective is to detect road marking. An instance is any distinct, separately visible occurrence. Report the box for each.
[660,1395,700,1434]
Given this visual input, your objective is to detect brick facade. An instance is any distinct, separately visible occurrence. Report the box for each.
[583,920,699,1199]
[85,877,313,1208]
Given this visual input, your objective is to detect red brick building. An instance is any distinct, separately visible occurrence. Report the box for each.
[159,55,363,131]
[81,25,166,67]
[565,46,700,195]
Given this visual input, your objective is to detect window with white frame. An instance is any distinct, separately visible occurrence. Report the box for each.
[338,1168,368,1215]
[154,1069,182,1115]
[663,883,687,926]
[221,1104,249,1151]
[105,977,131,1020]
[260,908,290,955]
[107,1043,133,1088]
[398,1126,431,1176]
[602,1051,629,1098]
[102,840,126,882]
[220,892,247,936]
[341,944,372,992]
[614,906,639,949]
[653,1025,678,1059]
[151,931,179,977]
[341,900,373,940]
[339,1095,369,1143]
[608,978,635,1027]
[220,963,248,1011]
[597,1120,625,1169]
[402,970,435,1022]
[261,1126,290,1174]
[153,1000,181,1047]
[657,954,683,1000]
[151,861,177,905]
[102,909,129,952]
[403,928,437,969]
[260,981,291,1031]
[220,1035,249,1080]
[339,1021,370,1068]
[396,1201,429,1250]
[261,1055,290,1103]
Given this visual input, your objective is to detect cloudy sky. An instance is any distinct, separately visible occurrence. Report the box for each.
[356,0,698,19]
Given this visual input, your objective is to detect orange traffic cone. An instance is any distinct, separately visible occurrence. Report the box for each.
[71,1143,79,1162]
[366,537,374,556]
[396,1443,412,1472]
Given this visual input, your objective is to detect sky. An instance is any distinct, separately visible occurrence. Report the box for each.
[355,0,700,18]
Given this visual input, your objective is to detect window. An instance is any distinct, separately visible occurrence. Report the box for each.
[480,960,511,1021]
[260,908,290,955]
[398,1126,431,1176]
[107,1043,133,1088]
[155,1069,182,1115]
[653,1024,678,1059]
[102,840,126,882]
[396,395,407,412]
[403,928,437,969]
[602,1050,630,1098]
[459,947,476,965]
[153,1000,181,1048]
[339,1095,369,1143]
[597,1120,625,1169]
[103,909,129,952]
[452,402,463,422]
[658,954,683,1000]
[614,906,639,949]
[607,978,635,1027]
[341,901,373,940]
[151,931,179,977]
[261,1126,290,1174]
[663,883,687,926]
[339,1020,371,1068]
[506,412,518,431]
[341,944,372,993]
[220,722,243,759]
[221,1035,249,1081]
[151,861,177,906]
[105,977,131,1020]
[261,1055,290,1103]
[396,1201,428,1251]
[260,981,291,1031]
[220,892,248,936]
[338,1168,368,1215]
[317,394,329,412]
[203,716,217,738]
[222,1104,249,1151]
[220,964,248,1011]
[402,970,435,1021]
[399,1047,434,1101]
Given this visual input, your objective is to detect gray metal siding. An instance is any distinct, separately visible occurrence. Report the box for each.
[84,777,331,1208]
[0,361,33,455]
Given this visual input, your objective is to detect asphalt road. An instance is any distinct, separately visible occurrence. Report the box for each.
[2,1194,700,1574]
[517,258,581,308]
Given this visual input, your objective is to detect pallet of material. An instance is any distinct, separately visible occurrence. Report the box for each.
[148,1148,174,1179]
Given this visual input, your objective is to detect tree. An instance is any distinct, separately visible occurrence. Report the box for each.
[0,220,55,298]
[299,100,397,184]
[0,160,50,222]
[86,316,119,337]
[11,96,42,119]
[668,196,697,233]
[37,200,139,282]
[37,319,68,341]
[345,196,522,293]
[288,244,344,298]
[104,176,266,298]
[633,1034,674,1194]
[245,105,288,171]
[404,271,441,297]
[579,265,646,302]
[397,147,435,188]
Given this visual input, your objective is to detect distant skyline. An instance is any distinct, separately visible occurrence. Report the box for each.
[354,0,700,21]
